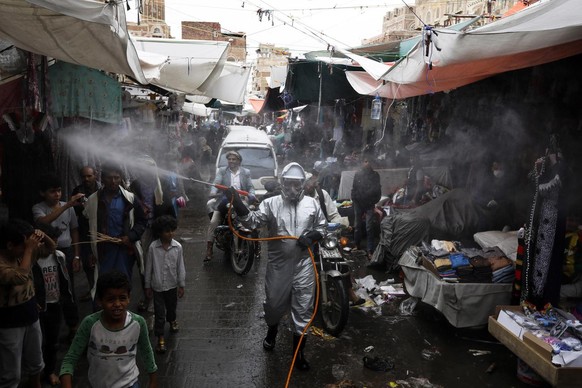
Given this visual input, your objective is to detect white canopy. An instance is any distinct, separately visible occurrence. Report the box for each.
[133,38,251,104]
[0,0,152,84]
[344,0,582,99]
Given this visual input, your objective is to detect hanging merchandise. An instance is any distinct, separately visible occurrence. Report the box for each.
[371,95,382,120]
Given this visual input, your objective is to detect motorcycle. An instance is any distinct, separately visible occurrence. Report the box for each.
[213,205,260,276]
[315,222,352,336]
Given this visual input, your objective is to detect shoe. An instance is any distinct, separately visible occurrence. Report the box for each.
[262,324,278,351]
[292,334,310,371]
[204,241,213,262]
[44,373,60,386]
[156,339,166,354]
[170,321,179,333]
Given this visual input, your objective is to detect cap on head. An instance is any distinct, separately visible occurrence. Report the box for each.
[226,150,242,163]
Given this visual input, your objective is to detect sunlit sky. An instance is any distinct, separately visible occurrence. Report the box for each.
[127,0,414,57]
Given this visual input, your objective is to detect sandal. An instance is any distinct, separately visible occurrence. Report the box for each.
[45,373,60,386]
[156,340,166,354]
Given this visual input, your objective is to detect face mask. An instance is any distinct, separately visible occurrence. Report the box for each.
[493,170,505,178]
[282,180,303,202]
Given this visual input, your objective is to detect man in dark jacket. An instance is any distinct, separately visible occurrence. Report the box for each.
[351,156,382,258]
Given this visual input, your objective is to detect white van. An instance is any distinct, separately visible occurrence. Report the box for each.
[216,125,278,198]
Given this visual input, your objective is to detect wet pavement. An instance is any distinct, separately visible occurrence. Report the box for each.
[58,205,538,388]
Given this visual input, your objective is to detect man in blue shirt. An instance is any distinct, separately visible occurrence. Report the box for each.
[83,165,147,297]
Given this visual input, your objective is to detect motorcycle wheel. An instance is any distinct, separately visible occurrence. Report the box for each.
[320,275,349,337]
[225,235,255,276]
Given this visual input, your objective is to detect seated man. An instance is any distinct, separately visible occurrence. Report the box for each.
[205,150,255,262]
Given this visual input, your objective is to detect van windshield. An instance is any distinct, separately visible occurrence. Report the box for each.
[218,148,276,179]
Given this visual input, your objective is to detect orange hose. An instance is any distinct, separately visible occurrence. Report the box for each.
[226,197,320,388]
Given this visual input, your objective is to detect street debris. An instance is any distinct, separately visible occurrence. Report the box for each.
[399,297,419,315]
[364,345,375,352]
[395,377,443,387]
[310,326,335,340]
[420,347,441,360]
[224,302,236,308]
[236,284,243,289]
[362,355,395,371]
[468,349,492,356]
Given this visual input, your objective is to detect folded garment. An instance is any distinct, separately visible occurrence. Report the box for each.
[482,246,506,259]
[489,256,513,271]
[450,253,470,269]
[470,256,490,268]
[434,258,452,270]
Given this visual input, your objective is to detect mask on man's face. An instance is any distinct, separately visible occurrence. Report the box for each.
[282,179,304,202]
[493,170,505,178]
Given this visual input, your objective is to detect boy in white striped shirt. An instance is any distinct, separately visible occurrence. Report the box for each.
[144,215,186,354]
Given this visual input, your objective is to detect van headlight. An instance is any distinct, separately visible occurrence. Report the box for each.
[322,236,338,249]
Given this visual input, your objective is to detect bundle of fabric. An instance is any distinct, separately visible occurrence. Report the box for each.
[488,256,515,283]
[469,256,493,283]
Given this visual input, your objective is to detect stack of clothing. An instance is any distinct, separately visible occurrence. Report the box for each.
[483,247,515,283]
[423,241,514,283]
[434,257,456,279]
[467,256,493,283]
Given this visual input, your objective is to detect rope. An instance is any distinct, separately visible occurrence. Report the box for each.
[225,196,320,388]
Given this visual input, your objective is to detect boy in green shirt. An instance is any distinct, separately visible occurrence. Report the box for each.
[60,270,158,388]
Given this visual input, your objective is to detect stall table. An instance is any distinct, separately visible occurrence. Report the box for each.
[399,247,512,328]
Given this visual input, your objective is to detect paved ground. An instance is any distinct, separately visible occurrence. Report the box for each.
[54,205,540,388]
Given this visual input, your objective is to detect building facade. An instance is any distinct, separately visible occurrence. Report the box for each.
[250,44,289,98]
[181,22,247,63]
[126,0,171,38]
[363,0,523,45]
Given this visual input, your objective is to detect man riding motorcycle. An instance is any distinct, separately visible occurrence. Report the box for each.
[205,150,255,262]
[227,162,326,371]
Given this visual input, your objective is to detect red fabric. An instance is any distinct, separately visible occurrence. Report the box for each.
[0,78,23,129]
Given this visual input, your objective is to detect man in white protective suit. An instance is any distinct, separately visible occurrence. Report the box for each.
[226,162,326,371]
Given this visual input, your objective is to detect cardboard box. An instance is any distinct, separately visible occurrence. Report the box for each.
[489,306,582,387]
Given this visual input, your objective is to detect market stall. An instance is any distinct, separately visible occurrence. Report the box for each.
[399,247,512,328]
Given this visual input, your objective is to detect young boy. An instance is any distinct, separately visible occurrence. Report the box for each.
[32,223,79,386]
[144,215,186,354]
[59,270,158,388]
[32,173,85,292]
[0,219,45,388]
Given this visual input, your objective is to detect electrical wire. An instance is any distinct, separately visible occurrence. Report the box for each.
[224,195,320,388]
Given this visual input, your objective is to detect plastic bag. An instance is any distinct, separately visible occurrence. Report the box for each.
[399,297,419,315]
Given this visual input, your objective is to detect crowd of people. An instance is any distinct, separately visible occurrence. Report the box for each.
[0,159,189,388]
[0,111,531,387]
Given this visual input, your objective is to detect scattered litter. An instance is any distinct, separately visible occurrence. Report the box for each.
[421,348,441,361]
[324,380,359,388]
[379,279,396,285]
[396,377,442,388]
[225,302,236,308]
[355,275,378,291]
[468,349,491,356]
[374,294,388,306]
[363,355,395,371]
[399,297,419,315]
[380,285,406,295]
[236,284,243,289]
[310,326,335,340]
[486,362,496,374]
[364,345,375,352]
[389,382,399,388]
